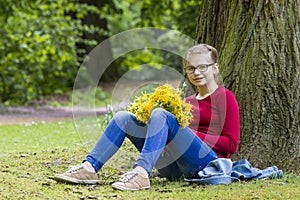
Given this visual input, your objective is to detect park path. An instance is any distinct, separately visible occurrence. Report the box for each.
[0,106,107,125]
[0,80,181,125]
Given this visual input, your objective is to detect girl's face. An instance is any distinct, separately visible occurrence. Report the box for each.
[185,54,219,89]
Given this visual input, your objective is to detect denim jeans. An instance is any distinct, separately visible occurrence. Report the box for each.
[85,108,219,179]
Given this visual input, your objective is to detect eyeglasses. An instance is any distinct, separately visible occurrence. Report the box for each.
[184,63,215,74]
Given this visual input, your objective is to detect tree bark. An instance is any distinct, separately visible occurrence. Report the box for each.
[196,0,300,171]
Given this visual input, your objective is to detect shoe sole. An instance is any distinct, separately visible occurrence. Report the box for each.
[53,174,99,184]
[111,183,150,191]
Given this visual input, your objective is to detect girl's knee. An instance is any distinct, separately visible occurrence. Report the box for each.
[151,108,175,121]
[151,107,167,116]
[111,111,135,131]
[113,111,134,123]
[114,110,132,119]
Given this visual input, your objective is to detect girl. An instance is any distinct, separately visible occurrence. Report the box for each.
[54,44,240,191]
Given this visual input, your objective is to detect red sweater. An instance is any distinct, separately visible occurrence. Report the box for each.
[185,86,240,158]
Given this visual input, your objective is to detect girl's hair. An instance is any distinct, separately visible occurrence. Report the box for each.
[184,44,218,67]
[181,44,222,96]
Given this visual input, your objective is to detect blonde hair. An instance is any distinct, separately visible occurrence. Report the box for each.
[184,44,218,67]
[181,44,222,96]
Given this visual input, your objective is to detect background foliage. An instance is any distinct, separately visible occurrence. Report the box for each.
[100,0,200,76]
[0,0,101,104]
[0,0,199,104]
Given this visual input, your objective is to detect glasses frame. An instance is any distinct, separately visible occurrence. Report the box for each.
[184,63,215,74]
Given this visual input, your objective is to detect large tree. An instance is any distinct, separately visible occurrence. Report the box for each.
[196,0,299,171]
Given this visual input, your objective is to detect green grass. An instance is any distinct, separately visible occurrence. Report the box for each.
[0,118,299,199]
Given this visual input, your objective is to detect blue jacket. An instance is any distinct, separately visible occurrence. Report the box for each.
[185,158,283,184]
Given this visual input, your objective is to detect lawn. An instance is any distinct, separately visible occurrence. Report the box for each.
[0,117,299,199]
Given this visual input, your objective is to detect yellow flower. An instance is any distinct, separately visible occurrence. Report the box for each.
[128,83,193,128]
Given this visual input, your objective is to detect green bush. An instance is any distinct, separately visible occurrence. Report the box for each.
[0,0,99,104]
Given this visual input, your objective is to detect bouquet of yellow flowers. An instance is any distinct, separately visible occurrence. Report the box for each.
[128,83,193,128]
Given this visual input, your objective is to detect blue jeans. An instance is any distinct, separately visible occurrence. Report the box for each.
[85,108,219,179]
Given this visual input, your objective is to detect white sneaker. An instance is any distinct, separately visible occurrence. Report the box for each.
[112,171,150,191]
[54,165,99,184]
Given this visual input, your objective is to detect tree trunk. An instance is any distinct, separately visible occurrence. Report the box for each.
[196,0,300,171]
[79,0,121,83]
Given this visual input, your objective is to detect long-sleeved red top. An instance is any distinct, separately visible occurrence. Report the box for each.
[185,86,240,158]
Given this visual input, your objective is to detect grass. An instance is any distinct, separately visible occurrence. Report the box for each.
[0,117,299,199]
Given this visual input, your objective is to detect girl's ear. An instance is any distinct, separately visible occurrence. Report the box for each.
[213,63,219,73]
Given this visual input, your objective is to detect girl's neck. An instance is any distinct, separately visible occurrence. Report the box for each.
[197,83,219,99]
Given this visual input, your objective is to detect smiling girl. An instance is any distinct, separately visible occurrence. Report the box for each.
[54,44,240,191]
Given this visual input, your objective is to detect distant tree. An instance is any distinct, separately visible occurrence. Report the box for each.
[76,0,121,82]
[195,0,300,171]
[93,0,200,82]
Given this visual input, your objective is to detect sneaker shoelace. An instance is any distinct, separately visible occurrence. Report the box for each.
[119,172,139,183]
[66,165,83,173]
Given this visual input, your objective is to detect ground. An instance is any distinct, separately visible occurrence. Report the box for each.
[0,106,107,125]
[0,80,181,125]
